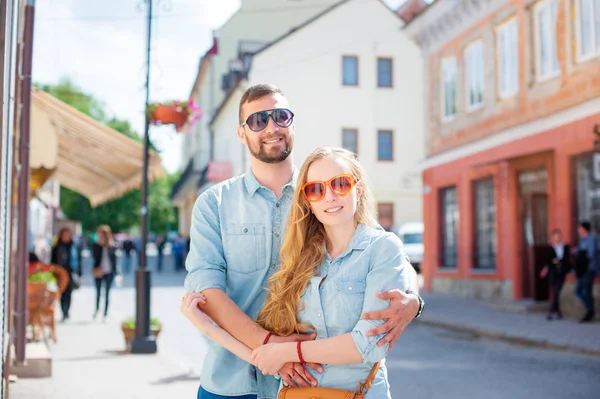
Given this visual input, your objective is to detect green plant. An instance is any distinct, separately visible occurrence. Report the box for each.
[28,271,57,284]
[122,317,162,329]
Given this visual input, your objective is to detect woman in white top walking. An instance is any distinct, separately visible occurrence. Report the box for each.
[92,225,120,320]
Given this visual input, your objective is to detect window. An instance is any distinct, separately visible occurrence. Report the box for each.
[342,56,358,86]
[576,155,600,234]
[441,57,457,121]
[440,187,458,267]
[534,0,560,81]
[576,0,600,61]
[464,40,484,110]
[473,178,496,269]
[377,58,393,87]
[377,203,394,231]
[377,130,393,161]
[342,129,358,154]
[496,18,519,98]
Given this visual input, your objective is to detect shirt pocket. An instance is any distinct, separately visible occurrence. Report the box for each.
[335,277,366,319]
[223,223,267,273]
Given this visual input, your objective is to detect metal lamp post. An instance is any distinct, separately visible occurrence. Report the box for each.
[131,0,157,354]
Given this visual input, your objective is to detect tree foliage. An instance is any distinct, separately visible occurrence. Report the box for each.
[38,78,178,235]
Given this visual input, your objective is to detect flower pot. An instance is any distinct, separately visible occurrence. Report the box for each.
[121,322,162,351]
[151,104,187,127]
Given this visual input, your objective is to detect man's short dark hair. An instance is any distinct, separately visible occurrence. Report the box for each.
[579,221,591,232]
[238,84,284,124]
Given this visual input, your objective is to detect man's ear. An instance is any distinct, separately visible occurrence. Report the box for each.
[237,126,246,144]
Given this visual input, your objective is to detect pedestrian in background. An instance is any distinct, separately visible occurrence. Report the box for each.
[51,227,81,322]
[540,229,571,320]
[92,225,121,321]
[575,221,597,323]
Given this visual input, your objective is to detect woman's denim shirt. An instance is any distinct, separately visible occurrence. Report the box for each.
[286,223,410,398]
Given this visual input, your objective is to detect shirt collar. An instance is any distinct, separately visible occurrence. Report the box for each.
[243,166,299,197]
[325,223,372,262]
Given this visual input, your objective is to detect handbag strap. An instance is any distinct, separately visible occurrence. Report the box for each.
[357,361,380,394]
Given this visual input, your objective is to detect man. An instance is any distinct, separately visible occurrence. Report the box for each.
[576,221,596,323]
[184,84,423,399]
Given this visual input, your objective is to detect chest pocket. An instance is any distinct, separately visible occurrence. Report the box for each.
[335,278,366,319]
[223,223,267,273]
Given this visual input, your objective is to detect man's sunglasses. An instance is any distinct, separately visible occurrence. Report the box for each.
[301,174,358,202]
[241,108,294,132]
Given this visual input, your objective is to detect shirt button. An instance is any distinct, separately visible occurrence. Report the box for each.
[243,228,248,233]
[348,287,353,291]
[318,313,322,317]
[276,203,280,208]
[274,233,279,238]
[271,264,276,269]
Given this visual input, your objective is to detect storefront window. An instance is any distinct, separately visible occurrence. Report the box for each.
[576,155,600,233]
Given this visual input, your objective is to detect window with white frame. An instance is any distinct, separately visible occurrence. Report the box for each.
[441,57,457,121]
[465,40,484,110]
[576,0,600,61]
[496,18,519,98]
[534,0,560,81]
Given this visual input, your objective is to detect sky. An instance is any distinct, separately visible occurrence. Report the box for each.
[33,0,408,174]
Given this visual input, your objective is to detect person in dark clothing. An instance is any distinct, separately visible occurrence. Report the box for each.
[50,227,81,322]
[540,229,571,320]
[122,239,134,274]
[575,221,597,322]
[156,235,166,272]
[92,225,121,320]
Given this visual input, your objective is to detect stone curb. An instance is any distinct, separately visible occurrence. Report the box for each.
[416,318,600,357]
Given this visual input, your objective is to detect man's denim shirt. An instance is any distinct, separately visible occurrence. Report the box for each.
[291,224,409,399]
[184,169,298,398]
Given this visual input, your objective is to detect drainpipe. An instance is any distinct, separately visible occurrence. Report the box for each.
[14,0,36,365]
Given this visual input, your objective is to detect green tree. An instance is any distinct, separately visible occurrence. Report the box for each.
[38,78,178,235]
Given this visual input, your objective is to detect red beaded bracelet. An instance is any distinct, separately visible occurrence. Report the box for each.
[296,341,306,365]
[263,332,273,345]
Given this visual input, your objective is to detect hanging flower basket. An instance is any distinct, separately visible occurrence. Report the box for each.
[146,99,202,133]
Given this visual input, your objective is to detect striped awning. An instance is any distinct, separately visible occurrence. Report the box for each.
[30,89,164,206]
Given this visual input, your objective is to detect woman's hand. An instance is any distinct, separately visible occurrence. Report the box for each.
[251,343,291,375]
[180,293,212,332]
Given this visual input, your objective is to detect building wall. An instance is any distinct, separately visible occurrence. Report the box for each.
[405,0,600,305]
[409,0,600,162]
[249,0,425,228]
[211,84,249,178]
[1,0,19,392]
[181,0,340,169]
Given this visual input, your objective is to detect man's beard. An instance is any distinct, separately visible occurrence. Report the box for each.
[249,137,293,164]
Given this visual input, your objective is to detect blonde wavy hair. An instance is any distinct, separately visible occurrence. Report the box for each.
[256,147,374,336]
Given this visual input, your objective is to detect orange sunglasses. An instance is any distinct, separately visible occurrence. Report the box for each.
[301,174,358,202]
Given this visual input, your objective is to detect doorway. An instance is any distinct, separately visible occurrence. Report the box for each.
[518,168,550,300]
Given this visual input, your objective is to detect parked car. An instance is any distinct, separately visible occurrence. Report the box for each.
[396,222,424,273]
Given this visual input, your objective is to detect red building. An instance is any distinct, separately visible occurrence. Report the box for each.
[403,0,600,315]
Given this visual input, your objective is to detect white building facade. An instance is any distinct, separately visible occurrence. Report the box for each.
[172,0,340,236]
[209,0,425,229]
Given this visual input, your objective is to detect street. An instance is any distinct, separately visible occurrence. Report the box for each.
[11,258,600,399]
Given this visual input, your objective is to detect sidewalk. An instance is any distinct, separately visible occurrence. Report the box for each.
[9,288,200,399]
[418,292,600,355]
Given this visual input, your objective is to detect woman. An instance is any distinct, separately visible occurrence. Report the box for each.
[92,225,120,320]
[540,229,571,320]
[51,227,81,321]
[182,147,410,398]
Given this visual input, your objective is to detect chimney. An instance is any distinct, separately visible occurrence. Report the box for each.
[397,0,429,24]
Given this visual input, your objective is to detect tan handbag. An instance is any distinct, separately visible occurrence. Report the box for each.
[277,362,380,399]
[92,267,104,279]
